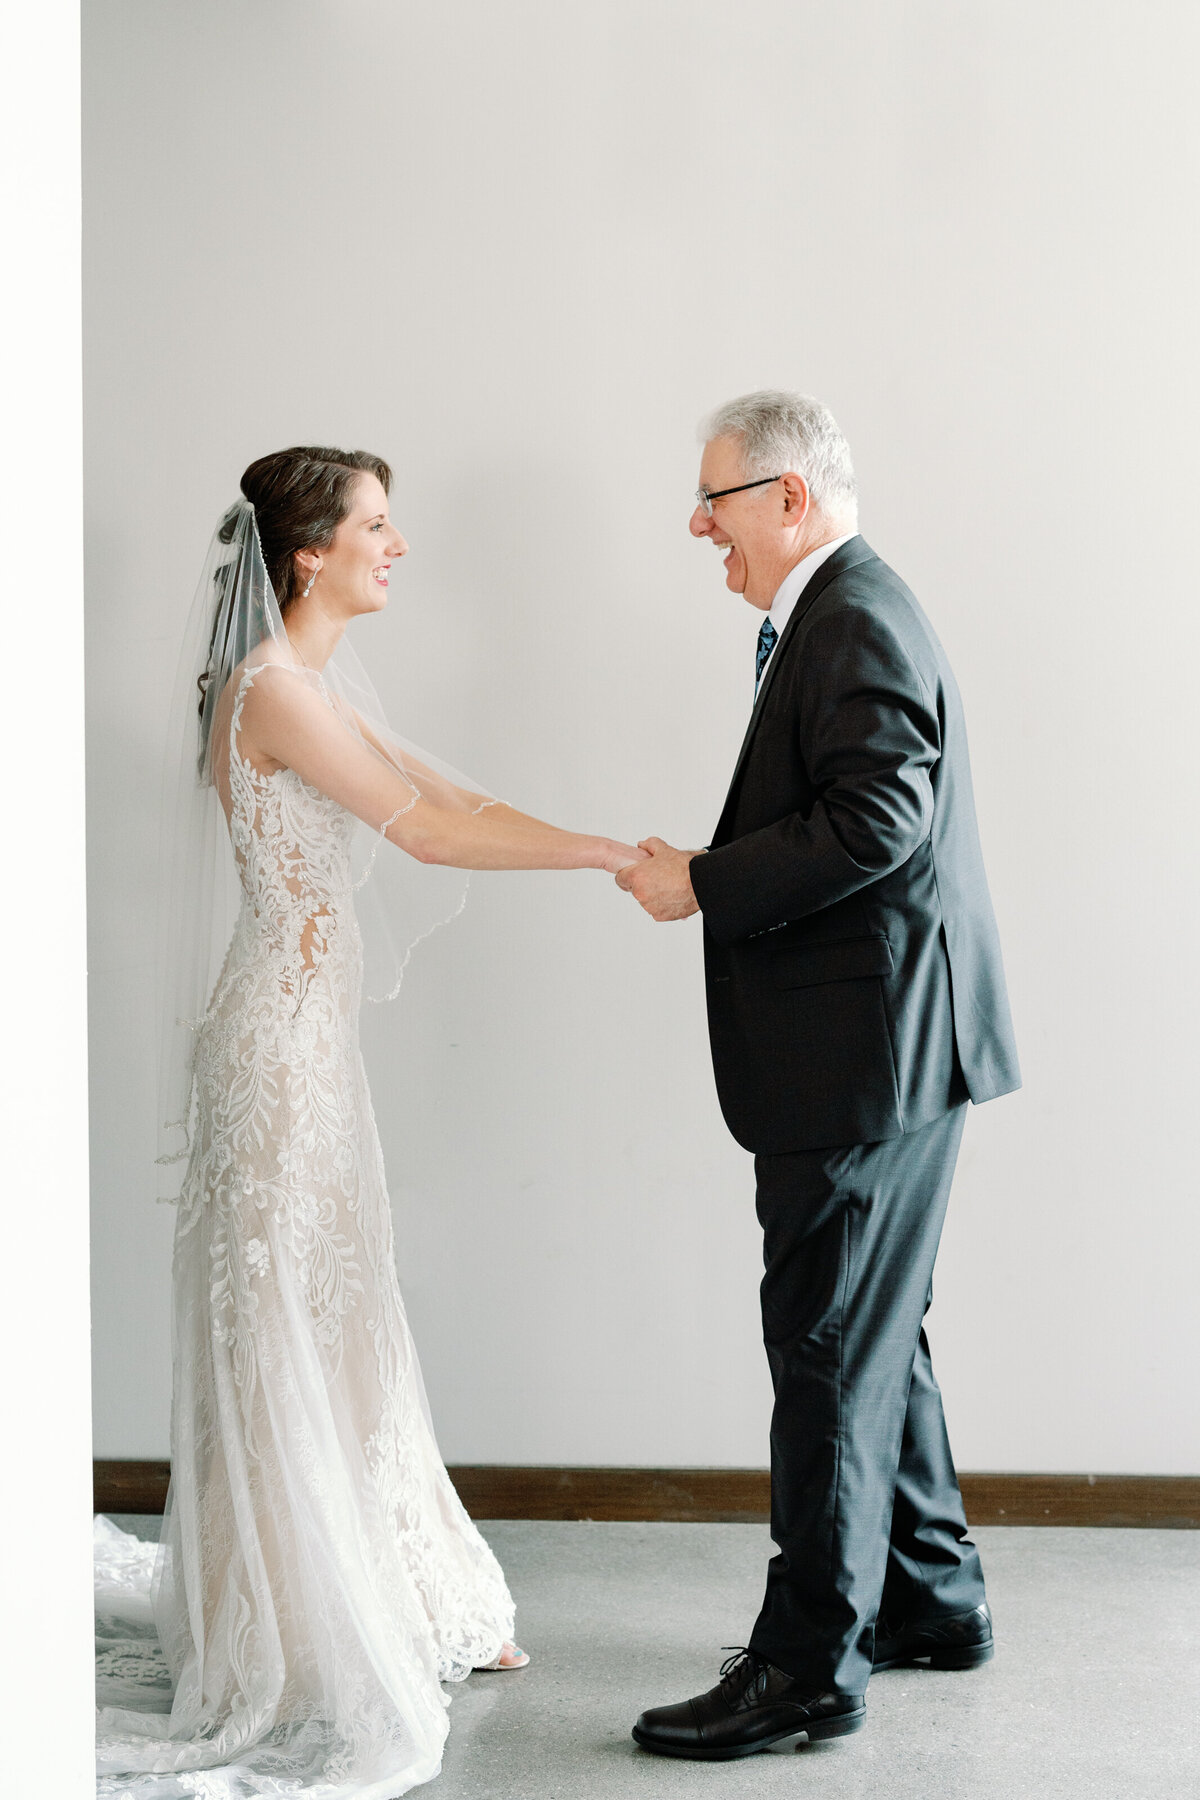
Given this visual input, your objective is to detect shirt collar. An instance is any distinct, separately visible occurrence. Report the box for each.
[766,533,858,641]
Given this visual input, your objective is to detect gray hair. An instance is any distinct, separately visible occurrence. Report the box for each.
[700,390,857,519]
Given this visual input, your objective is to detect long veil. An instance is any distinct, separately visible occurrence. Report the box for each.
[154,497,496,1196]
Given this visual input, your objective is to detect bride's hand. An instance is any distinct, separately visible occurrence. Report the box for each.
[601,839,651,874]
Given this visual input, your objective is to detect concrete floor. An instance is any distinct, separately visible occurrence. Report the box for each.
[109,1516,1199,1800]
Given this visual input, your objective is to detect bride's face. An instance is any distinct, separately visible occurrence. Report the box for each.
[306,474,408,617]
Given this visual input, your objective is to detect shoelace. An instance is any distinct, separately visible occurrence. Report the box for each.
[717,1646,772,1701]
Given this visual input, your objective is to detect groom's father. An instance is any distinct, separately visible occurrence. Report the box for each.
[619,392,1020,1758]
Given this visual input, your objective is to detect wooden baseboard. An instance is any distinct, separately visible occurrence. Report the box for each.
[93,1460,1200,1527]
[95,1459,171,1515]
[957,1472,1199,1528]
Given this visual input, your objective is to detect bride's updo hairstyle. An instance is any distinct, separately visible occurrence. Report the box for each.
[240,446,394,611]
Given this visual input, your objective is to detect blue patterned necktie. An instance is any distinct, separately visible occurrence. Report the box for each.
[755,617,778,691]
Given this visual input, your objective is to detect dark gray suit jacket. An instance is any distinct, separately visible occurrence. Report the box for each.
[689,535,1020,1153]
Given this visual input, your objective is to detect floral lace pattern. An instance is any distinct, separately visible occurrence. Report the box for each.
[97,668,515,1798]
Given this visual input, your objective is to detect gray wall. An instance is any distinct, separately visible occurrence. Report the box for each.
[87,0,1200,1473]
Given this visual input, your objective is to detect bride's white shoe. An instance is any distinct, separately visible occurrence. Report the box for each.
[476,1641,530,1670]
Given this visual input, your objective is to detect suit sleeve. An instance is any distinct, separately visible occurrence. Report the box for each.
[690,605,940,947]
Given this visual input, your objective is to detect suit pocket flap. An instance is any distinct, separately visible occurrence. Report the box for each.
[773,933,894,989]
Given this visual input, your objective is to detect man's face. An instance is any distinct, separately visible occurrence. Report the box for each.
[689,435,801,611]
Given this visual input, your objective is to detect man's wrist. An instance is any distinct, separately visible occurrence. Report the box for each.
[685,845,711,913]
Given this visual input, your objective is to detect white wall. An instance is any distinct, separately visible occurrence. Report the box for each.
[87,0,1200,1474]
[4,3,95,1792]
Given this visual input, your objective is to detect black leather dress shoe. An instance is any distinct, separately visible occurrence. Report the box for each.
[632,1649,865,1761]
[872,1601,994,1672]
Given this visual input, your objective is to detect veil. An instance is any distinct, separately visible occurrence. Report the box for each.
[154,498,495,1196]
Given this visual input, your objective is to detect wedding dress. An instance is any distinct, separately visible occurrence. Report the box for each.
[96,661,516,1799]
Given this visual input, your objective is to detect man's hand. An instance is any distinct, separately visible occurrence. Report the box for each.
[615,837,702,921]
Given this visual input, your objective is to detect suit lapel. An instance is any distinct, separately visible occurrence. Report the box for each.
[720,536,877,810]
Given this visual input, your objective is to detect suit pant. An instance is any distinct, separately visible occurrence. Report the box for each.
[747,1104,985,1694]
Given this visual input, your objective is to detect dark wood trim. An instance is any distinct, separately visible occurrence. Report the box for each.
[957,1472,1200,1529]
[94,1459,171,1514]
[448,1466,774,1524]
[94,1460,1200,1527]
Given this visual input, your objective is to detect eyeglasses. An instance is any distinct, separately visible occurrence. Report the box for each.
[694,475,780,517]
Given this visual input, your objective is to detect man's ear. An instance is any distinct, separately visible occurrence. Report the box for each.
[780,472,810,521]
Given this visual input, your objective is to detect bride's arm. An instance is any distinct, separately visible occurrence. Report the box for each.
[350,708,487,813]
[242,665,642,874]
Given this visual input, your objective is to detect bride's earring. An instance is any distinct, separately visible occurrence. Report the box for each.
[301,567,317,598]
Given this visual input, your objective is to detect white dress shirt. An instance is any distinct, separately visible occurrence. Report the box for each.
[756,533,858,693]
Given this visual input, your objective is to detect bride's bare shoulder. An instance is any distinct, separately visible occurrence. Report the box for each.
[227,652,317,717]
[230,657,351,776]
[210,653,314,775]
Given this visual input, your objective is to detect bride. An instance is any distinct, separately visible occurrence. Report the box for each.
[95,446,643,1799]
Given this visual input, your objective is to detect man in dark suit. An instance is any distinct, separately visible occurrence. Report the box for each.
[618,391,1020,1760]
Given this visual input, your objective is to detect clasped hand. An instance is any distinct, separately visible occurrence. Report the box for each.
[614,837,701,922]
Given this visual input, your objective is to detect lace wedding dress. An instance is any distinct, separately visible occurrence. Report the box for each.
[97,665,516,1799]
